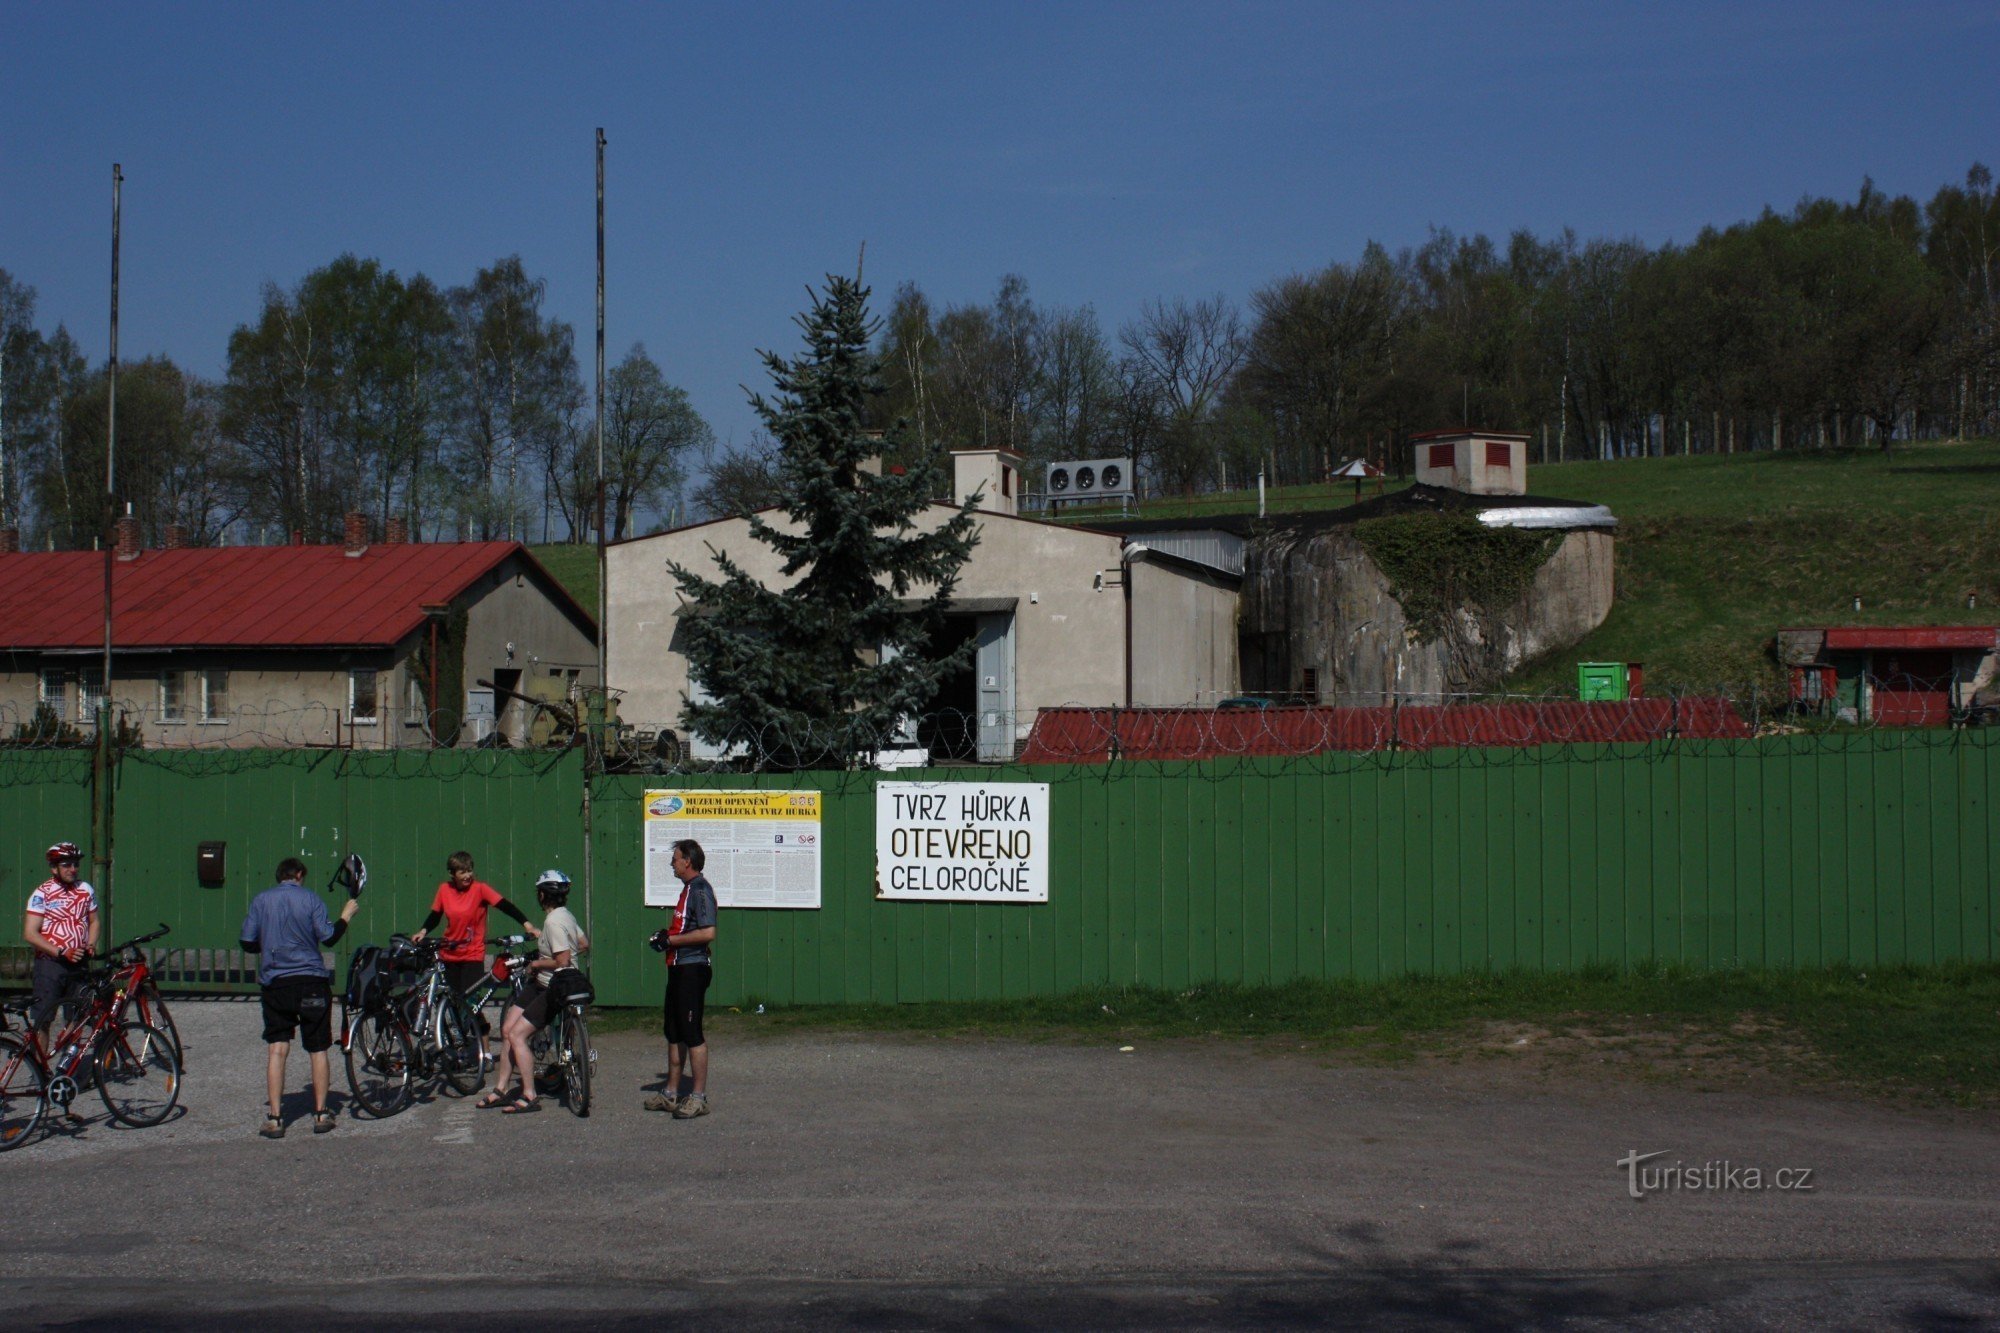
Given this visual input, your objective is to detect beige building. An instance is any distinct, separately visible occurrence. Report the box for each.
[606,449,1241,761]
[1412,429,1531,495]
[0,515,597,749]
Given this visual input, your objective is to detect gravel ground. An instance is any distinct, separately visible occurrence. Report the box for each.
[1,1000,1995,1328]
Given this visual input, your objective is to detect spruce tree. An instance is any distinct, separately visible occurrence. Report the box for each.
[670,275,980,766]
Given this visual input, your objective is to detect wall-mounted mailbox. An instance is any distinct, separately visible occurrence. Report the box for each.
[197,842,226,887]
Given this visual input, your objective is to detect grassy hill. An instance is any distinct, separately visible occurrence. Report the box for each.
[533,440,2000,693]
[1512,440,2000,690]
[529,542,600,619]
[1059,439,2000,691]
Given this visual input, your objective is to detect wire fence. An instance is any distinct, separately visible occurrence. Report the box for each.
[2,681,1992,773]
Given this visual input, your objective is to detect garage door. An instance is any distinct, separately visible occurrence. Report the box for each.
[1870,651,1955,727]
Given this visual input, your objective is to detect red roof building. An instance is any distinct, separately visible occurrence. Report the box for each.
[0,516,597,749]
[1775,625,1998,727]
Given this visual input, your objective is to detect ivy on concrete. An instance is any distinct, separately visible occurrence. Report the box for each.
[1355,511,1562,641]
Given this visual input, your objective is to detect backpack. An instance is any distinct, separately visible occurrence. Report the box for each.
[343,945,389,1011]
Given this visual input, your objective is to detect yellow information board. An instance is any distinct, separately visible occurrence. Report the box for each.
[643,789,822,909]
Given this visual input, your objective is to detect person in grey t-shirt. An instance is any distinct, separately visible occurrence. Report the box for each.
[644,839,717,1118]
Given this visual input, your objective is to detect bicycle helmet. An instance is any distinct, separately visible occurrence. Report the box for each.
[46,841,82,867]
[534,868,573,897]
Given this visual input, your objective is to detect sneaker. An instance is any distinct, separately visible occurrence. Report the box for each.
[673,1092,709,1119]
[643,1092,678,1113]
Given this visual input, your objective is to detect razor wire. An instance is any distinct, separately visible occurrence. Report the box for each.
[0,679,1990,777]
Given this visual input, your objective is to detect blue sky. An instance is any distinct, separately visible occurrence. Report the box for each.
[4,1,1996,452]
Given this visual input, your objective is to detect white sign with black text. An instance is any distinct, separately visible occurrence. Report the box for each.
[875,781,1050,903]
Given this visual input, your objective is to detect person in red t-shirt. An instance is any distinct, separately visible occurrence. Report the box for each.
[411,850,539,994]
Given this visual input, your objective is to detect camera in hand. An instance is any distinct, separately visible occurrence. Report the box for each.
[648,928,672,953]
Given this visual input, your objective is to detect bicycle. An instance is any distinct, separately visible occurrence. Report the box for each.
[0,966,181,1149]
[342,935,532,1119]
[101,923,184,1072]
[524,966,594,1118]
[402,932,533,1100]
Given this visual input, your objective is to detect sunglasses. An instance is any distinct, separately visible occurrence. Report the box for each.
[54,858,81,867]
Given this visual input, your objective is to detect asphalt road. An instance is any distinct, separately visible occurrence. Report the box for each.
[2,1002,1996,1329]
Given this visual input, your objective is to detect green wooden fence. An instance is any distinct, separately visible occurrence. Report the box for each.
[2,729,1994,1007]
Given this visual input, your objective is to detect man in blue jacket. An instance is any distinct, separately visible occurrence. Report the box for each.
[241,856,361,1139]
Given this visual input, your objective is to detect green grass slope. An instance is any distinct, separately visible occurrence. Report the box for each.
[529,543,600,619]
[536,441,1998,693]
[1512,439,2000,690]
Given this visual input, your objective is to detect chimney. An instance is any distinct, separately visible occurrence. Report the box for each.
[0,528,17,555]
[344,511,370,556]
[292,530,304,547]
[384,517,409,544]
[115,514,142,560]
[164,524,188,550]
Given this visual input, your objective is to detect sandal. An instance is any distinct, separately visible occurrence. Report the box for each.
[259,1114,285,1140]
[312,1109,337,1134]
[475,1092,515,1110]
[501,1097,542,1114]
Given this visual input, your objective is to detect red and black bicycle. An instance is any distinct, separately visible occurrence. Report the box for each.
[0,953,182,1150]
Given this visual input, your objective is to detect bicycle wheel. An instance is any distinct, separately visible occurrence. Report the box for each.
[134,984,185,1071]
[562,1008,591,1118]
[94,1021,181,1127]
[0,1035,48,1150]
[437,1000,484,1097]
[344,1010,414,1118]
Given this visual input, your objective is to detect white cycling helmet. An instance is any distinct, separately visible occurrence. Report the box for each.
[534,868,573,896]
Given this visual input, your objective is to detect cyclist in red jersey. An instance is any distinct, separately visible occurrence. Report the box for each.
[411,850,539,994]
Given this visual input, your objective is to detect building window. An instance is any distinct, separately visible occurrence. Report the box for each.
[1427,443,1454,469]
[159,670,187,723]
[38,669,66,716]
[350,669,379,724]
[78,667,106,722]
[200,669,229,723]
[1485,441,1512,467]
[405,672,426,726]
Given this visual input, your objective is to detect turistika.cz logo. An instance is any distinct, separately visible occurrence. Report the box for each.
[1617,1150,1816,1199]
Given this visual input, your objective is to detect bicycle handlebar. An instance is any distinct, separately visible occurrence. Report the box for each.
[105,922,172,955]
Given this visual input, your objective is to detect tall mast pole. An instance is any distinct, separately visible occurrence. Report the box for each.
[96,162,123,938]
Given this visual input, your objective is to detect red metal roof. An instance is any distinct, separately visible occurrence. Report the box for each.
[1816,626,1996,651]
[0,542,591,651]
[1019,700,1750,764]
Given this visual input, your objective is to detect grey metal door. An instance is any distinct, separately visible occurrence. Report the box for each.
[974,612,1015,762]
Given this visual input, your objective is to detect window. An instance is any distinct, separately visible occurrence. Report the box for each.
[78,667,106,722]
[1427,443,1454,469]
[38,669,66,715]
[159,670,187,723]
[1485,441,1512,467]
[405,672,426,726]
[200,669,229,723]
[1001,465,1013,498]
[350,669,379,724]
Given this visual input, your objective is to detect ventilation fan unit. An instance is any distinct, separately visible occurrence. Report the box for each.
[1045,457,1136,506]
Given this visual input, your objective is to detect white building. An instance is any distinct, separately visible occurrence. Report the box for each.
[605,449,1240,761]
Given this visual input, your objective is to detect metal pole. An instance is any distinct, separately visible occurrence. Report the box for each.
[584,127,607,952]
[594,127,607,698]
[96,162,123,938]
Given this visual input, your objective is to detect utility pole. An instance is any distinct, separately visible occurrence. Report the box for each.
[95,162,123,938]
[584,127,608,953]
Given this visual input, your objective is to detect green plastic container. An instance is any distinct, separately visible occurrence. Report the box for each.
[1577,662,1628,702]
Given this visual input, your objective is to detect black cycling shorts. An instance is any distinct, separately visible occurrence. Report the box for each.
[511,983,552,1032]
[261,975,334,1052]
[664,963,711,1047]
[443,960,488,995]
[29,955,86,1031]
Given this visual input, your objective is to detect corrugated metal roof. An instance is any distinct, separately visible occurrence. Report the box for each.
[0,541,588,650]
[1019,700,1751,763]
[1816,626,1996,651]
